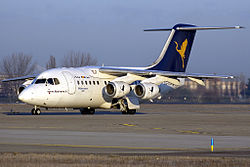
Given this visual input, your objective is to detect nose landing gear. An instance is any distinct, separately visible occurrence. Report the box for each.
[80,108,95,115]
[31,106,41,115]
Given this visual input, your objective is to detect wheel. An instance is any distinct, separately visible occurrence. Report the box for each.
[121,108,136,115]
[127,109,136,115]
[35,108,41,115]
[31,108,35,115]
[80,108,88,115]
[122,111,127,114]
[89,109,95,115]
[80,108,95,115]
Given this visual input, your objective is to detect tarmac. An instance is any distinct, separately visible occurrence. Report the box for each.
[0,103,250,155]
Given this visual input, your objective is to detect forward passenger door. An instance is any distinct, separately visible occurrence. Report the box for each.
[62,71,76,95]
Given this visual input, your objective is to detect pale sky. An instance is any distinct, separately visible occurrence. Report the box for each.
[0,0,249,77]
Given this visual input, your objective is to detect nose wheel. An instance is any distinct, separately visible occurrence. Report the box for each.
[80,108,95,115]
[31,108,41,115]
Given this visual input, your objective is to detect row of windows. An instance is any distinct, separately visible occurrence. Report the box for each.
[33,77,109,87]
[77,80,110,86]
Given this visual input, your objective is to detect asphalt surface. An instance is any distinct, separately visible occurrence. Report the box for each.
[0,103,250,155]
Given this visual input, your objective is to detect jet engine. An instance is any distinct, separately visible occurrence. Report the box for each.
[134,83,160,100]
[17,79,34,95]
[105,81,131,98]
[17,85,26,95]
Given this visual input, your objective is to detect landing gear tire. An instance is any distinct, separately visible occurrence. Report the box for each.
[31,108,41,115]
[122,111,127,115]
[80,108,86,115]
[35,108,41,115]
[80,108,95,115]
[127,109,136,115]
[31,108,35,115]
[88,109,95,115]
[121,108,136,115]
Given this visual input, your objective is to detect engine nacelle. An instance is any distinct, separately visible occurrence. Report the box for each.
[105,81,131,98]
[17,79,34,95]
[17,85,26,95]
[134,83,160,100]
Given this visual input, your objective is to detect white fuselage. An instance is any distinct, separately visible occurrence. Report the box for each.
[19,67,115,109]
[18,66,177,109]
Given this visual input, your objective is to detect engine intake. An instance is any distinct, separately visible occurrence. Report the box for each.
[17,85,26,95]
[17,79,34,95]
[105,81,131,98]
[134,83,160,99]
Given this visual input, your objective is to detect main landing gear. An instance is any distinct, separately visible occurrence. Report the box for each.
[121,108,136,115]
[80,108,95,115]
[119,99,137,115]
[31,106,41,115]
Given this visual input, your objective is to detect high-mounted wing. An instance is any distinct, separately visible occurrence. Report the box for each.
[2,74,37,82]
[99,66,233,79]
[100,66,233,86]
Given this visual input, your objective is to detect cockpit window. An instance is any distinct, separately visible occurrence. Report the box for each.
[34,78,60,85]
[47,78,54,85]
[54,78,60,85]
[35,79,46,84]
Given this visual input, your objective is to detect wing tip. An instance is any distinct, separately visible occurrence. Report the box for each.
[235,25,245,29]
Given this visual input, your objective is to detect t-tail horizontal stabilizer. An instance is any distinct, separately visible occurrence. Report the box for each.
[144,25,244,31]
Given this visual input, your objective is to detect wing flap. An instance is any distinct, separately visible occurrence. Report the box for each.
[188,77,205,86]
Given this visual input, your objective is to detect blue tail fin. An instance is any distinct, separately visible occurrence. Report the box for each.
[146,24,196,72]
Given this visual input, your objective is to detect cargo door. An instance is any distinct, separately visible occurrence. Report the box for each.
[62,71,76,95]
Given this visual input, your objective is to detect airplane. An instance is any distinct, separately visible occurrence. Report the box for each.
[2,23,243,115]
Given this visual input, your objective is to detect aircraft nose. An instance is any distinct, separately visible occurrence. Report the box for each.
[18,89,30,103]
[18,91,26,102]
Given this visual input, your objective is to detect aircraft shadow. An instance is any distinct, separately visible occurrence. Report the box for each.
[3,111,145,116]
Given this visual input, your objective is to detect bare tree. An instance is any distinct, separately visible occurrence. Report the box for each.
[238,73,246,98]
[46,55,56,69]
[1,53,35,77]
[0,53,36,99]
[62,51,97,67]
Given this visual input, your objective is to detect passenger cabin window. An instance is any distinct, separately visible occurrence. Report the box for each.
[97,81,99,85]
[85,81,88,85]
[81,81,84,85]
[77,81,80,85]
[93,81,96,85]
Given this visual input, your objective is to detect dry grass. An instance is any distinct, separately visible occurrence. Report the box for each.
[0,153,250,167]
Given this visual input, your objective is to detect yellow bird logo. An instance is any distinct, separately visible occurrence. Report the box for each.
[174,39,188,69]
